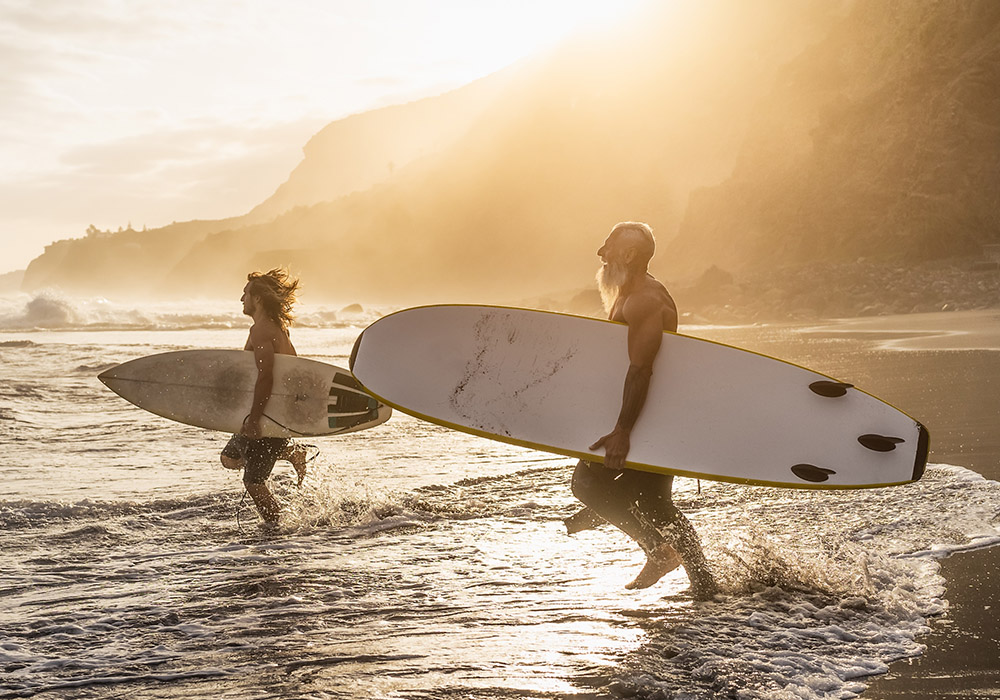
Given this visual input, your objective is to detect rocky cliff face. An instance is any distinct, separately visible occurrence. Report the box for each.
[19,78,510,297]
[23,1,998,305]
[666,0,1000,279]
[243,72,515,225]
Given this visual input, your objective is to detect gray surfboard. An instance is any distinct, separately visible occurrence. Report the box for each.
[100,349,391,437]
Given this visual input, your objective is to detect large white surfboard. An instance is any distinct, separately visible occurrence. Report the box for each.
[99,350,391,438]
[349,305,928,489]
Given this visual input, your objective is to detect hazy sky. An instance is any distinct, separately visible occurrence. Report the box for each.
[0,0,645,275]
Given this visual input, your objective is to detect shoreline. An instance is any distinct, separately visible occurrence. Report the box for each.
[796,309,1000,352]
[766,309,1000,698]
[675,308,1000,698]
[863,545,1000,699]
[668,257,1000,325]
[3,303,998,697]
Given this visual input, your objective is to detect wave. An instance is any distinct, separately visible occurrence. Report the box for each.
[0,292,387,332]
[0,493,235,529]
[73,363,119,374]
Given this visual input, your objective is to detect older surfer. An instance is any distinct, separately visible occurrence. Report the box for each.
[568,222,717,597]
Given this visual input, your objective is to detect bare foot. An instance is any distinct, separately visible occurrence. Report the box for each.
[284,443,309,485]
[625,544,682,590]
[564,507,605,534]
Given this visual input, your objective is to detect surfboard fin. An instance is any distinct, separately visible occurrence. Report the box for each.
[791,464,837,483]
[858,434,905,452]
[809,380,854,398]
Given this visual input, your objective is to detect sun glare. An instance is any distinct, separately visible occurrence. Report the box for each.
[0,0,655,272]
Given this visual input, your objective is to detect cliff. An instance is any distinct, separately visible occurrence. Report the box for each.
[22,1,1000,308]
[666,0,1000,279]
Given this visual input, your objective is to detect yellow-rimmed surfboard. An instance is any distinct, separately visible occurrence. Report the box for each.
[350,304,928,489]
[99,350,391,438]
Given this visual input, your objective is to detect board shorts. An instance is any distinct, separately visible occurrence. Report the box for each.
[221,434,290,485]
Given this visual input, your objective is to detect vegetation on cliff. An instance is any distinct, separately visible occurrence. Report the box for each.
[21,1,1000,317]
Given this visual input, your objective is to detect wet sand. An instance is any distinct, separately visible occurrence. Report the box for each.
[864,546,1000,698]
[800,310,1000,352]
[697,310,1000,699]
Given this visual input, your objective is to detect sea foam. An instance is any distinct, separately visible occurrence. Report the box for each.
[0,292,383,331]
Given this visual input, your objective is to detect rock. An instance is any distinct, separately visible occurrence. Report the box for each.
[566,288,603,316]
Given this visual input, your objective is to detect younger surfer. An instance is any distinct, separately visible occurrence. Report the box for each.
[220,268,308,523]
[568,222,717,598]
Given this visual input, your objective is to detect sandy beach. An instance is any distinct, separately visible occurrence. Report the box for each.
[848,312,1000,700]
[708,310,1000,699]
[865,546,1000,698]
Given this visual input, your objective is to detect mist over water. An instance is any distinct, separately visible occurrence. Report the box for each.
[2,299,999,699]
[0,292,383,333]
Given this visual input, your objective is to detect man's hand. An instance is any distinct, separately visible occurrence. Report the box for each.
[242,414,263,440]
[591,426,631,471]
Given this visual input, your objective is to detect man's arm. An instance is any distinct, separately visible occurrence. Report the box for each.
[590,294,664,470]
[243,325,274,439]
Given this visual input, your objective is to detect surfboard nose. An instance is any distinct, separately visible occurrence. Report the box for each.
[97,366,116,386]
[349,332,364,371]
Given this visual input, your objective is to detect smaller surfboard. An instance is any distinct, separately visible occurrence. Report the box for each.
[99,350,390,438]
[349,304,929,489]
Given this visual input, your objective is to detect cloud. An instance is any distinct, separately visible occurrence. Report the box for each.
[0,115,326,270]
[0,0,182,42]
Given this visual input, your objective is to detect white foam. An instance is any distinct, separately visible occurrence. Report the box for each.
[0,292,388,331]
[3,319,999,699]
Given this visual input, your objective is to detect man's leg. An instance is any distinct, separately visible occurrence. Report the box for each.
[242,438,289,523]
[572,460,714,594]
[278,442,309,485]
[627,469,717,596]
[564,506,606,534]
[244,480,280,523]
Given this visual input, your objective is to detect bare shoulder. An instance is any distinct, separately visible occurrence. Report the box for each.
[247,321,275,350]
[248,319,296,355]
[622,277,677,331]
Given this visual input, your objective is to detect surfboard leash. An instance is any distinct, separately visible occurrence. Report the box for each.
[262,412,310,437]
[236,487,250,534]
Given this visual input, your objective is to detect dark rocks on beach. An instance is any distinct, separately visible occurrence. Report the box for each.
[669,257,1000,324]
[566,289,602,317]
[532,257,1000,325]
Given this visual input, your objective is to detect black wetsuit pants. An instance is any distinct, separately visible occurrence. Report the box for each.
[571,460,714,590]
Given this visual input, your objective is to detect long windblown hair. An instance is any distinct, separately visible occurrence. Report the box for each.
[247,268,300,331]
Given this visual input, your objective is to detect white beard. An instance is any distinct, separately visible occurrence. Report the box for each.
[596,261,629,314]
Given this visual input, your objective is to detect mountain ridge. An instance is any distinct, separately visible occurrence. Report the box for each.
[21,0,999,312]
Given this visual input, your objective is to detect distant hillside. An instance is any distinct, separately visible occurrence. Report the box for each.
[666,0,1000,279]
[245,72,515,224]
[24,0,999,307]
[20,74,515,296]
[0,269,24,294]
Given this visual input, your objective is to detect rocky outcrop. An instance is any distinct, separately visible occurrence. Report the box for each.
[21,2,1000,309]
[666,0,1000,279]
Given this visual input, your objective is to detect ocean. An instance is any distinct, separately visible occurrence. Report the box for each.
[2,291,999,700]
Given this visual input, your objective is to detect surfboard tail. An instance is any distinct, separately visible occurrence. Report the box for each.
[913,422,930,482]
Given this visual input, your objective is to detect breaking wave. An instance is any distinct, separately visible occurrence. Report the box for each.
[0,292,384,331]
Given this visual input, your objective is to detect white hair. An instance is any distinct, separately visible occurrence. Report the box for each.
[610,221,655,264]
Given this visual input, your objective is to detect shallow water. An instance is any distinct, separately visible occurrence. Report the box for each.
[2,294,999,699]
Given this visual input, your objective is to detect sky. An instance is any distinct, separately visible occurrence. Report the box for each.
[0,0,646,275]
